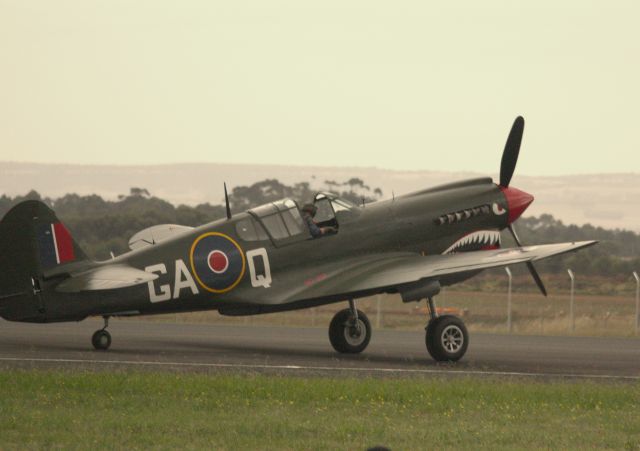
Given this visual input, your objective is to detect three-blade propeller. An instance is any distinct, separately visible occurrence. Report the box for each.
[499,116,548,297]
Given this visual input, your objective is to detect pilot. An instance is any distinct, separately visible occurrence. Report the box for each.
[301,204,337,238]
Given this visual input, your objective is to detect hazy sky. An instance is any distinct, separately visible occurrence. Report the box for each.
[1,1,638,175]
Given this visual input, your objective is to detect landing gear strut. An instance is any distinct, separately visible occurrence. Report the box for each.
[425,297,468,362]
[329,299,371,354]
[91,316,112,351]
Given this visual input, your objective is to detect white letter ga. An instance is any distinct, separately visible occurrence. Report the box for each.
[145,263,171,303]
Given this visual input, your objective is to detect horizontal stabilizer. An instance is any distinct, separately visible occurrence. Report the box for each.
[128,224,193,250]
[55,265,158,293]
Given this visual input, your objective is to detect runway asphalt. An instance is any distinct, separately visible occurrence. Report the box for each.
[0,318,638,380]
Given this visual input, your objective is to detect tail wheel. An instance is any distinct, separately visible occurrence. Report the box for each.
[92,329,112,351]
[329,309,371,354]
[426,315,468,362]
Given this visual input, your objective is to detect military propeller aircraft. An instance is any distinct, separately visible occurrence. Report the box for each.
[0,117,596,361]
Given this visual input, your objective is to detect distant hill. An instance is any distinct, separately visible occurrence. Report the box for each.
[1,161,639,231]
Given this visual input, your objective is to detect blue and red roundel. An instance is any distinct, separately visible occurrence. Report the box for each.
[189,232,246,293]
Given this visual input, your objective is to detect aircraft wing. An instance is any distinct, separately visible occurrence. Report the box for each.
[55,264,158,293]
[276,241,597,304]
[349,241,596,290]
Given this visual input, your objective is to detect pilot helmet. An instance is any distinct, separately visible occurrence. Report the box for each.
[301,204,317,216]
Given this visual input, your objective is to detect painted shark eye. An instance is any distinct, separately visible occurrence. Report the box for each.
[492,202,506,215]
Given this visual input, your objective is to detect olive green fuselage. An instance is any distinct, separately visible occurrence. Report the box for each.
[8,178,511,322]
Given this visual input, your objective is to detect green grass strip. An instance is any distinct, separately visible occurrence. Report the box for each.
[0,370,638,450]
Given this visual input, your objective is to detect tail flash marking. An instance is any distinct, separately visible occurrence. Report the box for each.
[52,223,75,264]
[38,222,75,268]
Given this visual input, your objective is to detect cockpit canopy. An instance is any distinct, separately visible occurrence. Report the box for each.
[312,192,358,228]
[313,192,358,212]
[235,194,358,245]
[235,199,307,243]
[249,199,306,240]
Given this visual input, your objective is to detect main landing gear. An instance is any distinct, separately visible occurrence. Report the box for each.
[329,299,371,354]
[91,316,112,351]
[425,297,468,362]
[327,296,468,361]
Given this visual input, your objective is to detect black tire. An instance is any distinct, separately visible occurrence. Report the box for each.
[92,329,112,351]
[329,308,371,354]
[425,315,468,362]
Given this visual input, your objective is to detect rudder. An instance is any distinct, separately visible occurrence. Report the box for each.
[0,200,88,321]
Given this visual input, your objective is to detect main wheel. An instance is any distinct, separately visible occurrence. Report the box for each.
[92,329,112,351]
[425,315,468,362]
[329,308,371,354]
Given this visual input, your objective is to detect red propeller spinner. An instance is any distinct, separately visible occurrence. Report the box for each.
[499,185,534,225]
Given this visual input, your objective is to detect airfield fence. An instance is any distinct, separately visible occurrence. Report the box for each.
[159,269,640,338]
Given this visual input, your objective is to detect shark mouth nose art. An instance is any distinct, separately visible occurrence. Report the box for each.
[442,230,501,255]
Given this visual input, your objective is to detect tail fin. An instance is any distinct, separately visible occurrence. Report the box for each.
[0,200,89,321]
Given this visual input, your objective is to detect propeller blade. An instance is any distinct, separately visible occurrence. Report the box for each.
[499,116,525,187]
[526,261,548,297]
[508,224,548,297]
[507,223,523,246]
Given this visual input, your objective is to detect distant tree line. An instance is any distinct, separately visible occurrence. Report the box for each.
[0,178,382,260]
[1,178,639,279]
[508,214,640,277]
[228,177,380,211]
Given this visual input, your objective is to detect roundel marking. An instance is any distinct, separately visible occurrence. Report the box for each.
[190,232,246,293]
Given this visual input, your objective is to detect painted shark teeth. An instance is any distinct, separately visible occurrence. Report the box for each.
[442,230,501,255]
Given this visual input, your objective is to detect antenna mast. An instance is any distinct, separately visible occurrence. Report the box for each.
[224,182,232,220]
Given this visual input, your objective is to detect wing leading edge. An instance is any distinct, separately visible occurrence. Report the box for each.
[352,241,596,290]
[282,241,597,304]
